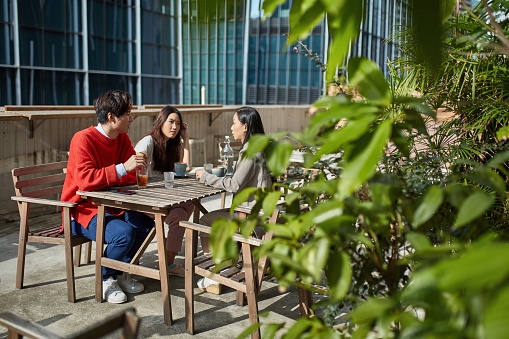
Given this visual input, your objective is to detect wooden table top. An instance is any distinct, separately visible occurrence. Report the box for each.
[77,177,224,211]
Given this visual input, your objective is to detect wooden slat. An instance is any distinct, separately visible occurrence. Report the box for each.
[194,254,212,265]
[12,161,67,176]
[231,272,246,283]
[197,259,215,270]
[15,172,66,189]
[180,221,264,246]
[220,266,241,278]
[12,194,75,207]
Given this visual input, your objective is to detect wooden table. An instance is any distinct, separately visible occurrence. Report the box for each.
[77,177,224,325]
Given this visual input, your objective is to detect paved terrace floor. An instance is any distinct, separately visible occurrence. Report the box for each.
[0,193,318,338]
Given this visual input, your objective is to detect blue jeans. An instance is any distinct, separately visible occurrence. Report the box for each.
[72,211,154,280]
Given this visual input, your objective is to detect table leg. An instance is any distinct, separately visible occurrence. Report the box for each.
[155,213,173,325]
[192,200,200,258]
[95,205,106,302]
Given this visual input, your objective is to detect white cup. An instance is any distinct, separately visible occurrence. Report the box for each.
[164,171,174,188]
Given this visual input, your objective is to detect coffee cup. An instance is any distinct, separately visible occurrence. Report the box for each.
[211,166,225,177]
[174,163,188,177]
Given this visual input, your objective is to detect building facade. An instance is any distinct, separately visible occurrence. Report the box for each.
[1,0,411,106]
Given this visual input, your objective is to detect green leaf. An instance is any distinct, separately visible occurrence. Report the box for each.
[300,237,330,281]
[237,322,262,339]
[325,250,352,301]
[496,126,509,141]
[326,1,363,80]
[348,57,391,106]
[261,0,287,18]
[262,322,285,339]
[406,232,432,251]
[231,187,259,212]
[262,191,282,219]
[467,168,506,197]
[288,0,325,42]
[266,141,294,177]
[245,134,270,158]
[454,191,495,229]
[339,120,392,199]
[484,285,509,339]
[309,116,376,164]
[413,186,444,228]
[210,218,239,263]
[350,297,397,324]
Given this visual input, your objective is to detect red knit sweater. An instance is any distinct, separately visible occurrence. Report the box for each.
[61,126,136,229]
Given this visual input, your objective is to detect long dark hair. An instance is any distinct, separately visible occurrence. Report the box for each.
[142,105,183,172]
[236,106,265,147]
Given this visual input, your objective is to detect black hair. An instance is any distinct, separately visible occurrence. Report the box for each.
[235,106,265,147]
[94,90,132,124]
[141,105,183,172]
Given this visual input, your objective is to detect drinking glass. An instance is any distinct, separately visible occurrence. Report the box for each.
[136,165,148,188]
[164,171,174,188]
[204,163,213,174]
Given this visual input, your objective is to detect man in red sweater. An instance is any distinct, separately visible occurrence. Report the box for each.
[62,90,154,304]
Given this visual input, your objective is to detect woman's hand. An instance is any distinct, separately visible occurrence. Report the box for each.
[124,153,146,172]
[180,122,189,141]
[195,169,205,180]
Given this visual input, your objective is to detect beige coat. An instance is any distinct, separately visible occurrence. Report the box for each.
[199,142,272,207]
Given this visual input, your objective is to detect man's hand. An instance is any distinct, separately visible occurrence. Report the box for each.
[124,153,146,172]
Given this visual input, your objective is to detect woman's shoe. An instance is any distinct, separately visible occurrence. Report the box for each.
[197,277,222,294]
[167,263,185,277]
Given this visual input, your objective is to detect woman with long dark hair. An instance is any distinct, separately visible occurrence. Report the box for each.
[195,106,272,293]
[135,105,193,276]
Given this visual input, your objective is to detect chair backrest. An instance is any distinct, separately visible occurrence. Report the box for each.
[0,307,140,339]
[12,161,68,214]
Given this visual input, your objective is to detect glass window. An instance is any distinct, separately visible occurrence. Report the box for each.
[19,28,43,67]
[142,43,153,73]
[20,69,84,105]
[142,11,154,44]
[0,1,10,22]
[18,0,42,27]
[88,1,105,37]
[44,31,66,68]
[0,68,17,105]
[44,0,66,31]
[88,36,105,70]
[0,25,14,65]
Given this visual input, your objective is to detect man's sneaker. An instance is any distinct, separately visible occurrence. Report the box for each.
[103,277,127,304]
[117,272,144,294]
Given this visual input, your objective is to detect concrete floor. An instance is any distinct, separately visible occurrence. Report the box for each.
[0,194,311,338]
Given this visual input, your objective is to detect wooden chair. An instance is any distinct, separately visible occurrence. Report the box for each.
[0,307,140,339]
[11,161,92,303]
[180,206,312,339]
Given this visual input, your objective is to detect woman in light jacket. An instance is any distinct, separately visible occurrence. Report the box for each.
[195,106,272,293]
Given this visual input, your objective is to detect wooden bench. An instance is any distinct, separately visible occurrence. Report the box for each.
[0,307,140,338]
[180,205,312,339]
[11,161,92,303]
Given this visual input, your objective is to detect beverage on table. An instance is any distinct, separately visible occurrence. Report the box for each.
[136,165,148,188]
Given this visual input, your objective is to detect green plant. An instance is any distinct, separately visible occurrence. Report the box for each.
[206,0,509,338]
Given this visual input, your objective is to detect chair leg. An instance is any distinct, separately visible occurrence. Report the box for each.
[74,244,82,267]
[236,290,245,306]
[185,228,196,334]
[15,202,29,290]
[63,207,77,303]
[84,241,92,264]
[242,243,260,339]
[297,287,314,317]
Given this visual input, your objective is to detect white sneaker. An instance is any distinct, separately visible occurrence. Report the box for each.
[117,272,144,294]
[103,277,127,304]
